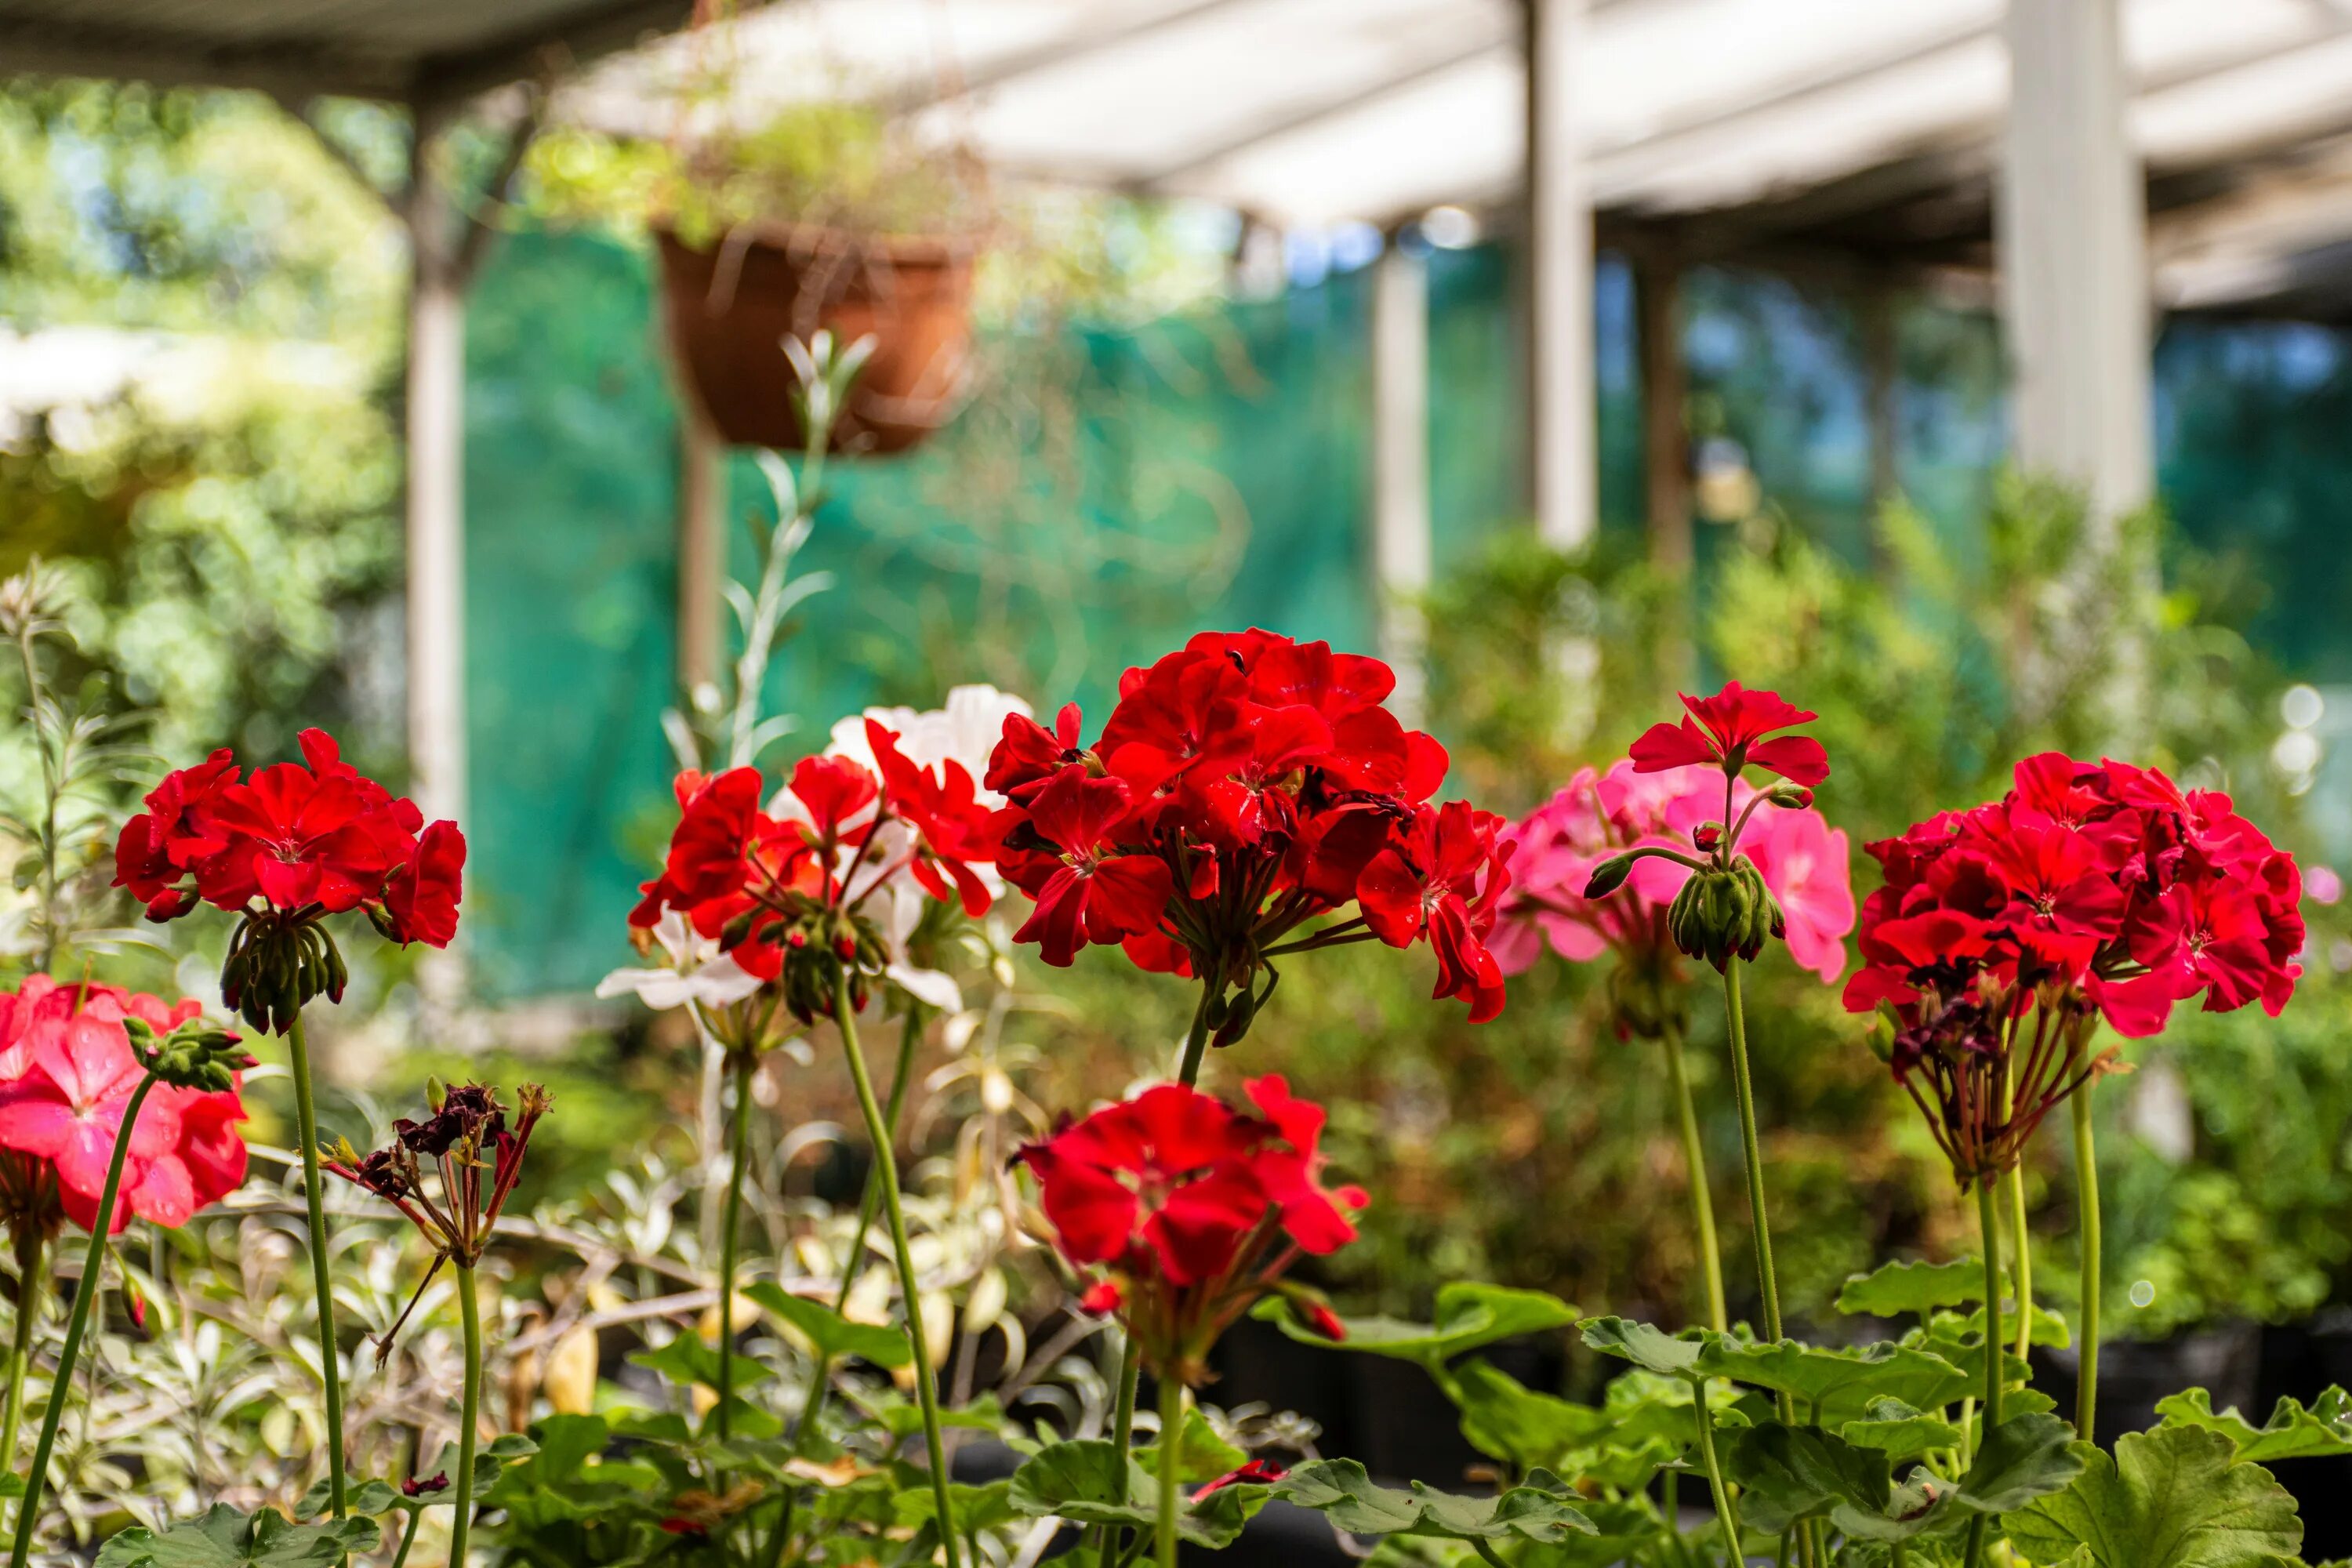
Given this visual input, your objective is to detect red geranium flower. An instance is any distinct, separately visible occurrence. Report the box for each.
[1358,801,1513,1023]
[385,820,467,949]
[1017,1076,1365,1385]
[1630,683,1830,787]
[1010,767,1174,967]
[867,720,999,916]
[988,630,1507,1031]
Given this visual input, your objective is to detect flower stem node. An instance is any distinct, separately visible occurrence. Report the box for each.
[121,1016,252,1094]
[1667,858,1786,974]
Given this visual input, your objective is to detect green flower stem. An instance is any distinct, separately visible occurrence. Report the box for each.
[717,1050,753,1443]
[1723,960,1816,1568]
[1890,1543,1909,1568]
[833,969,960,1568]
[1687,1374,1741,1548]
[1,1229,46,1482]
[8,1075,154,1568]
[1660,1021,1728,1333]
[1102,980,1218,1568]
[389,1508,423,1568]
[1155,1377,1184,1568]
[450,1262,482,1568]
[2005,1061,2033,1365]
[2072,1084,2102,1444]
[1961,1177,2004,1568]
[285,1007,349,1522]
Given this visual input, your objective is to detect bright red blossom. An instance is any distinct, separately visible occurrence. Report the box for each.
[113,730,463,947]
[988,630,1510,1029]
[1018,1076,1362,1385]
[1631,682,1831,787]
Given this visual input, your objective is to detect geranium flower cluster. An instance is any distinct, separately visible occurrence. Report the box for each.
[0,976,249,1236]
[1495,760,1854,1032]
[1018,1076,1361,1387]
[627,712,1008,1025]
[112,730,466,1033]
[1846,752,2304,1185]
[987,630,1513,1026]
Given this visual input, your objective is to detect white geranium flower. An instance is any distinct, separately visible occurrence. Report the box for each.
[826,684,1033,805]
[595,912,763,1011]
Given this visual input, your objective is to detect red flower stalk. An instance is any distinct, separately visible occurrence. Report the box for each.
[322,1080,550,1357]
[1017,1076,1363,1386]
[626,721,1005,1030]
[113,730,466,1033]
[987,630,1510,1036]
[1845,753,2305,1186]
[0,977,249,1236]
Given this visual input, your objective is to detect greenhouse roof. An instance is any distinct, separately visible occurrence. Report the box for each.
[563,0,2352,314]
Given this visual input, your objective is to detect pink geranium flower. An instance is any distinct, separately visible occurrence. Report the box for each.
[1494,759,1854,990]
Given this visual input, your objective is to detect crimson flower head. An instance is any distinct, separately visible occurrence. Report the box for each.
[0,978,249,1237]
[988,630,1509,1039]
[113,730,466,1034]
[1845,751,2304,1186]
[1017,1076,1363,1386]
[1631,683,1830,788]
[628,721,1005,1029]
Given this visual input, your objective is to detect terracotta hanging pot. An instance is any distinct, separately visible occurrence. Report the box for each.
[655,222,977,453]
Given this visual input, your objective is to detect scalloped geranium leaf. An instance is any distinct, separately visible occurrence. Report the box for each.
[1724,1423,1891,1535]
[1134,1405,1251,1485]
[2002,1425,2302,1568]
[745,1281,914,1369]
[1581,1316,1707,1379]
[1696,1338,1973,1425]
[94,1507,380,1568]
[1275,1458,1595,1543]
[1007,1439,1272,1548]
[626,1332,775,1395]
[1838,1398,1963,1460]
[1255,1282,1577,1369]
[892,1478,1019,1537]
[1836,1257,1986,1318]
[2156,1386,2352,1465]
[1452,1358,1614,1472]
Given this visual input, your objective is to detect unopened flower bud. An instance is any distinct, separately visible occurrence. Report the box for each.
[1583,852,1639,899]
[1666,857,1786,972]
[426,1075,448,1112]
[833,935,858,962]
[1766,784,1814,810]
[1692,822,1724,853]
[1306,1301,1347,1341]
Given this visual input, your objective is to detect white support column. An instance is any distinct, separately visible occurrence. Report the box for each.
[1528,0,1597,550]
[405,120,467,833]
[676,405,725,702]
[1370,235,1432,725]
[1996,0,2152,529]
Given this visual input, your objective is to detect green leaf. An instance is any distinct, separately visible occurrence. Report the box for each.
[1454,1359,1610,1469]
[1255,1282,1577,1370]
[2156,1387,2352,1465]
[1134,1406,1250,1485]
[892,1478,1018,1537]
[1581,1316,1706,1379]
[94,1507,379,1567]
[1837,1257,1987,1317]
[1722,1424,1892,1535]
[1696,1337,1974,1425]
[1007,1439,1272,1549]
[745,1280,913,1369]
[1838,1398,1963,1461]
[2003,1424,2303,1568]
[1956,1412,2085,1515]
[851,1388,1007,1446]
[1951,1300,2074,1349]
[521,1414,610,1485]
[1276,1458,1595,1543]
[627,1333,775,1395]
[292,1476,400,1519]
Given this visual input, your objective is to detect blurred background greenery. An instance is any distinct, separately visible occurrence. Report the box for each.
[5,75,2349,1357]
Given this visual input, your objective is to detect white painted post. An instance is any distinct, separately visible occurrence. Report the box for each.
[1528,0,1597,550]
[1996,0,2153,528]
[405,154,467,834]
[676,405,725,702]
[1371,236,1432,726]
